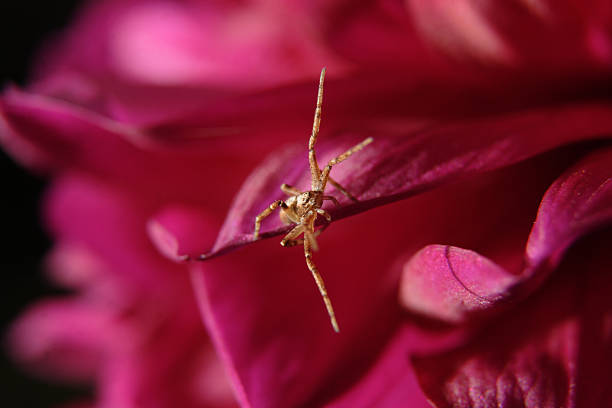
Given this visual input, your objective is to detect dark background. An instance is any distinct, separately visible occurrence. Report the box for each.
[1,1,89,406]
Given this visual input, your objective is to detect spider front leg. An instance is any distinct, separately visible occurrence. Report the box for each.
[254,200,286,240]
[308,68,325,189]
[318,137,373,190]
[304,235,339,333]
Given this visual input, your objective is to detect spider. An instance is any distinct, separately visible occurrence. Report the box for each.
[253,67,373,333]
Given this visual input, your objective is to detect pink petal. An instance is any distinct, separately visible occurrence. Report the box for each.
[43,175,164,286]
[526,148,612,270]
[0,88,259,214]
[33,175,237,407]
[147,205,219,262]
[27,0,347,124]
[191,204,430,407]
[7,299,118,381]
[190,156,565,407]
[198,102,612,259]
[399,245,516,323]
[322,0,437,69]
[407,0,612,75]
[324,326,458,408]
[400,148,612,323]
[38,0,342,88]
[412,232,612,408]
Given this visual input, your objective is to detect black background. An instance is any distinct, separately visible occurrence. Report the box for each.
[1,1,90,406]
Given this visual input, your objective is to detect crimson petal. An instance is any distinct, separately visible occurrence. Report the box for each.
[400,148,612,323]
[7,299,115,381]
[0,88,260,213]
[188,150,578,407]
[147,205,219,262]
[399,245,516,323]
[412,232,612,408]
[526,148,612,271]
[198,103,612,259]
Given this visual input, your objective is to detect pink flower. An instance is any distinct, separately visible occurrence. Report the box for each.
[7,175,238,408]
[3,1,612,408]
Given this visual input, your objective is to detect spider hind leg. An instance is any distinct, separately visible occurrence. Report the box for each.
[304,237,339,332]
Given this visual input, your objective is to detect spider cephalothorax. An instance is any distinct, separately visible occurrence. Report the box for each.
[253,68,372,332]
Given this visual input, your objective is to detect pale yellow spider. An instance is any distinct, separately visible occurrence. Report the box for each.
[253,68,373,333]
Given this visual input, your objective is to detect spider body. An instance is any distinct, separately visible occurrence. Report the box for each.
[282,190,324,223]
[253,68,372,333]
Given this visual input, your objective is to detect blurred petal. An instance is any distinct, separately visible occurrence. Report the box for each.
[33,0,342,89]
[8,299,118,381]
[147,205,219,261]
[322,0,436,69]
[28,0,347,124]
[0,88,259,213]
[35,175,237,408]
[407,0,612,76]
[197,103,612,259]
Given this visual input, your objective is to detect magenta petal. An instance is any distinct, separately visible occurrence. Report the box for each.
[37,176,237,407]
[7,299,116,381]
[526,148,612,270]
[407,0,612,76]
[202,103,612,259]
[412,234,612,408]
[324,327,439,408]
[0,88,258,210]
[400,149,612,322]
[399,245,516,323]
[191,198,441,407]
[147,205,218,262]
[190,176,537,408]
[27,0,348,124]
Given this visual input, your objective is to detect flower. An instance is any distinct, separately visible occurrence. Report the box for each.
[7,175,238,408]
[3,1,612,408]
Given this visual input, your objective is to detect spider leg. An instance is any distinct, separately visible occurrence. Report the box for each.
[254,200,286,240]
[281,183,301,196]
[305,229,319,252]
[280,224,304,247]
[304,235,339,332]
[308,68,325,189]
[322,195,341,208]
[280,228,323,247]
[316,208,332,222]
[327,177,358,203]
[318,137,373,190]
